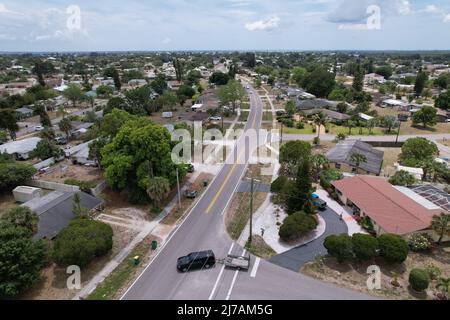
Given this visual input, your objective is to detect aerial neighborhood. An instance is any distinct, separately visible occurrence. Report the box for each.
[0,49,449,301]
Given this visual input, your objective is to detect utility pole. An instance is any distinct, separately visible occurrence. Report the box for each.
[395,121,402,143]
[176,168,182,211]
[248,178,254,246]
[280,122,284,144]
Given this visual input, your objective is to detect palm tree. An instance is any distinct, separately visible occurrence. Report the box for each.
[350,153,368,173]
[311,154,329,181]
[436,277,450,300]
[347,120,355,135]
[146,177,171,208]
[313,112,327,140]
[58,117,73,140]
[431,213,450,245]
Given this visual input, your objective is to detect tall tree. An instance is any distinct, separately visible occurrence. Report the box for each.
[217,80,246,113]
[63,84,85,108]
[412,106,437,128]
[58,117,73,140]
[0,109,19,141]
[414,69,428,97]
[1,206,38,234]
[146,176,171,208]
[431,213,450,245]
[34,103,52,127]
[0,224,47,299]
[304,67,336,98]
[313,112,327,141]
[286,159,313,214]
[173,58,184,83]
[352,62,364,92]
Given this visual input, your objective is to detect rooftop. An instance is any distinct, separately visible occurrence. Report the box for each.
[0,137,42,155]
[333,176,441,235]
[326,140,384,175]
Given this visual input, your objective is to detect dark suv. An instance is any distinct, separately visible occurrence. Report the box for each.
[177,250,216,272]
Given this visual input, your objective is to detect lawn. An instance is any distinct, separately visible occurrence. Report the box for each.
[328,124,388,136]
[377,148,402,176]
[282,124,315,135]
[246,235,277,259]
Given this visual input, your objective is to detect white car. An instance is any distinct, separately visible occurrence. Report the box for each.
[209,116,222,121]
[34,125,44,131]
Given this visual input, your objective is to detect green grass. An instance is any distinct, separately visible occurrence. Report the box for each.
[239,111,249,122]
[262,111,273,122]
[246,236,277,259]
[282,124,315,135]
[327,124,390,136]
[86,240,151,300]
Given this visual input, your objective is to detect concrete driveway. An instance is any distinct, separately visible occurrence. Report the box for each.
[269,208,347,272]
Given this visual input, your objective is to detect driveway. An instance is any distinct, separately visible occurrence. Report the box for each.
[269,208,347,272]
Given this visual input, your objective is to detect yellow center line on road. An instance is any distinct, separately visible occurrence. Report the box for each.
[205,108,258,214]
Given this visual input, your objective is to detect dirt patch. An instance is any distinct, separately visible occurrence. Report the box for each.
[37,159,103,184]
[301,247,450,300]
[377,147,402,177]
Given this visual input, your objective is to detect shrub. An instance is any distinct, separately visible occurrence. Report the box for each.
[0,224,47,298]
[313,137,320,145]
[52,219,113,268]
[409,268,430,292]
[320,168,343,189]
[270,176,289,194]
[425,264,441,280]
[296,122,305,129]
[378,234,409,264]
[279,212,318,242]
[0,162,37,191]
[64,179,97,193]
[324,234,353,263]
[408,234,431,252]
[352,233,378,261]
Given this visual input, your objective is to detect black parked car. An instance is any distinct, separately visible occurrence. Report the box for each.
[177,250,216,272]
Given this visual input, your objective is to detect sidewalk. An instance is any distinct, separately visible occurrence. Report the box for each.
[73,172,200,300]
[314,189,366,236]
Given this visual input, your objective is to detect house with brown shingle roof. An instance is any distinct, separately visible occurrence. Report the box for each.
[332,176,447,242]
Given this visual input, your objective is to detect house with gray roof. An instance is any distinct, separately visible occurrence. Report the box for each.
[15,106,34,119]
[326,139,384,176]
[303,109,351,122]
[23,191,103,240]
[296,99,339,111]
[0,137,41,160]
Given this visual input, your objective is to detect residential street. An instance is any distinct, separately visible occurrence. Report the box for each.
[121,84,372,300]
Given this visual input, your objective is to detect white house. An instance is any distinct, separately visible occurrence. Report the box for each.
[0,137,42,160]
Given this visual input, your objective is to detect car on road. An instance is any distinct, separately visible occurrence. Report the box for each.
[209,116,222,122]
[177,250,216,272]
[34,125,44,131]
[185,190,198,199]
[312,194,327,211]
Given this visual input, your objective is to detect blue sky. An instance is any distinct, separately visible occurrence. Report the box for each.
[0,0,449,51]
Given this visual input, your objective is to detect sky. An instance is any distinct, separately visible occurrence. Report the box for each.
[0,0,450,52]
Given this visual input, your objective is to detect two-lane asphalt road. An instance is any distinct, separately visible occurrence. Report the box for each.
[121,84,372,300]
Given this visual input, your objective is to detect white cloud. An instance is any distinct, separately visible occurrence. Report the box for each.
[162,37,172,44]
[245,15,280,31]
[425,5,439,13]
[0,3,7,13]
[444,14,450,23]
[397,0,411,15]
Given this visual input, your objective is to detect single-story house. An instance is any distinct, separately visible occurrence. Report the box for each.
[364,73,386,85]
[332,176,447,241]
[296,99,338,111]
[381,99,407,109]
[23,191,103,240]
[359,113,374,122]
[286,87,316,100]
[394,163,424,180]
[326,139,384,176]
[303,109,350,122]
[128,79,147,87]
[15,106,34,119]
[0,137,42,160]
[436,109,449,123]
[65,140,96,165]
